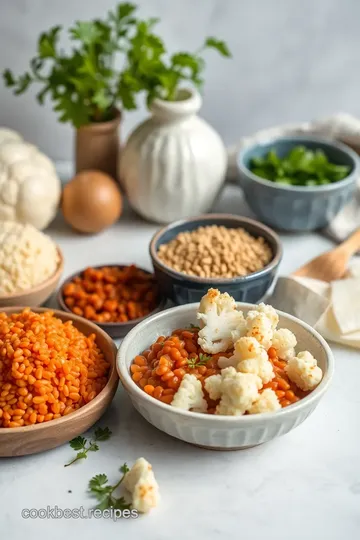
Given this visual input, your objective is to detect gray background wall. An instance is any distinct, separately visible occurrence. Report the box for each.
[1,0,359,163]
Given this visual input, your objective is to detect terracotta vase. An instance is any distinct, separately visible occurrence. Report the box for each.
[75,110,121,180]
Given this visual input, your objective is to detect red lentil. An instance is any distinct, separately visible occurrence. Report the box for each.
[0,309,110,428]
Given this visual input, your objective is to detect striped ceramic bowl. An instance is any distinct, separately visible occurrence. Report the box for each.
[117,302,334,450]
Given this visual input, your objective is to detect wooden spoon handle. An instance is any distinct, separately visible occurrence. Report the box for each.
[340,228,360,255]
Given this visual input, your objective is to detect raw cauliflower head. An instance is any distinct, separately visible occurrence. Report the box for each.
[0,139,61,230]
[171,373,207,412]
[285,351,323,391]
[0,128,22,146]
[272,328,297,361]
[248,388,281,414]
[197,288,246,354]
[123,457,160,513]
[206,366,262,416]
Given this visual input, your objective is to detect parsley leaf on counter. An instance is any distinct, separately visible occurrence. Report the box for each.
[88,463,131,511]
[249,146,350,187]
[64,426,112,467]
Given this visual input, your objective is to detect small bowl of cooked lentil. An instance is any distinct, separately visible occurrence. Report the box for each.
[0,307,118,457]
[58,264,165,338]
[149,214,282,305]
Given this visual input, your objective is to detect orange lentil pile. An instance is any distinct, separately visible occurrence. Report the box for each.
[131,328,305,412]
[62,265,158,324]
[0,309,110,428]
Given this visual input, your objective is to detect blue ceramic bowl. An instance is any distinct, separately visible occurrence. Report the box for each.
[149,214,282,305]
[236,135,360,231]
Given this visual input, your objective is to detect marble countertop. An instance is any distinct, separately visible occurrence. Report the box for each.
[1,184,359,540]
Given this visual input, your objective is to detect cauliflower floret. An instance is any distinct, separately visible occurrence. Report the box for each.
[171,374,207,412]
[256,303,279,329]
[248,389,281,414]
[272,328,297,361]
[123,458,160,513]
[217,335,264,369]
[245,303,279,349]
[234,336,265,360]
[204,373,222,400]
[237,356,274,384]
[206,366,262,416]
[285,351,323,391]
[246,312,273,350]
[219,337,274,384]
[197,288,246,353]
[217,355,237,369]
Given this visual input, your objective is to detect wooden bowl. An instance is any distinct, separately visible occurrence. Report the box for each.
[0,247,64,308]
[0,307,118,457]
[57,264,165,339]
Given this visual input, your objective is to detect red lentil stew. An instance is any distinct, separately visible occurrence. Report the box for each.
[0,309,110,428]
[131,327,306,412]
[62,265,159,323]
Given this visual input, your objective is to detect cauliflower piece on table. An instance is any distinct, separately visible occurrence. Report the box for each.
[205,366,262,416]
[123,458,160,513]
[248,388,281,414]
[272,328,297,361]
[285,351,323,391]
[219,337,274,384]
[171,374,207,412]
[197,288,246,354]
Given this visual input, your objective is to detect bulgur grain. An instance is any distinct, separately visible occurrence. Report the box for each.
[157,225,273,278]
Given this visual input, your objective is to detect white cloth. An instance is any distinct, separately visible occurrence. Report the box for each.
[226,112,360,243]
[268,260,360,349]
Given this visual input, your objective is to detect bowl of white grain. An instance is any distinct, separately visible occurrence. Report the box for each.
[0,220,63,307]
[149,214,282,305]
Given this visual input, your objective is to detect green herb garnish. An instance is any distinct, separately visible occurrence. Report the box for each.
[88,464,131,511]
[187,353,211,369]
[249,146,350,187]
[65,427,112,467]
[187,323,200,331]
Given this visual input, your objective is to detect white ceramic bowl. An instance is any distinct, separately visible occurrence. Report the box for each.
[117,303,334,450]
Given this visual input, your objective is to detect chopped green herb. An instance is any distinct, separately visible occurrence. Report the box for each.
[65,427,112,467]
[249,146,350,187]
[88,463,131,511]
[186,323,200,331]
[187,353,211,369]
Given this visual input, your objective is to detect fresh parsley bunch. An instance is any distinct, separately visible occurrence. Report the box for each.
[3,2,231,128]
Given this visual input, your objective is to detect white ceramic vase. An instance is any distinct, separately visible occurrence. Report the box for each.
[120,89,227,223]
